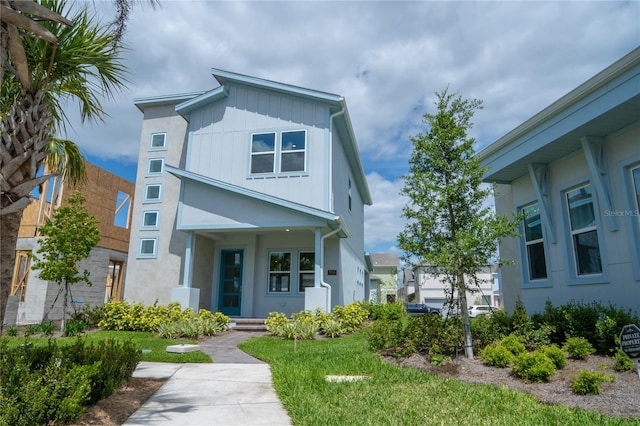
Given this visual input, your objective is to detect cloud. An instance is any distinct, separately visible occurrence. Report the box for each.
[60,0,639,255]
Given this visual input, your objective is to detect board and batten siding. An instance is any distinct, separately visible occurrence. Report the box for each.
[185,84,329,211]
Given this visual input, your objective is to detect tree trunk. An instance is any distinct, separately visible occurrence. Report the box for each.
[0,209,23,328]
[458,271,474,359]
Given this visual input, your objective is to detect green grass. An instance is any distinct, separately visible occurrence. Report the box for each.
[3,330,212,363]
[240,332,640,426]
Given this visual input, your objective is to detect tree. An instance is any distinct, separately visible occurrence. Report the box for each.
[30,191,99,332]
[398,89,519,359]
[1,0,131,326]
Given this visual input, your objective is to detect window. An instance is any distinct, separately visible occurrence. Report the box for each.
[144,184,162,202]
[147,158,164,175]
[281,131,306,172]
[11,250,31,302]
[522,203,548,280]
[298,252,315,292]
[105,260,124,302]
[114,190,131,229]
[141,210,159,229]
[566,185,602,275]
[268,252,291,293]
[251,133,276,174]
[150,132,167,150]
[138,237,158,258]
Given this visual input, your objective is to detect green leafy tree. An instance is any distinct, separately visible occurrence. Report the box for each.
[398,89,519,359]
[0,0,151,326]
[30,191,100,332]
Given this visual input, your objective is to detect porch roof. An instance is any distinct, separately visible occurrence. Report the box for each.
[167,166,351,238]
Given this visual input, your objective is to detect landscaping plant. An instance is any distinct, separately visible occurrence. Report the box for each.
[511,350,556,382]
[571,369,614,395]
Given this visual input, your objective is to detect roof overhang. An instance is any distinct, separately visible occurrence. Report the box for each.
[134,92,204,112]
[478,47,640,184]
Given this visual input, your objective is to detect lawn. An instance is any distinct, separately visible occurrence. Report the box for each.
[239,332,640,426]
[3,330,212,363]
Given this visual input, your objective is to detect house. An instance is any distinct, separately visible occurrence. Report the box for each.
[413,265,500,309]
[124,69,372,317]
[367,253,399,303]
[477,47,640,314]
[7,162,134,325]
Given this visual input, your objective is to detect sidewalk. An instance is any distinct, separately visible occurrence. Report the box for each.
[124,331,292,426]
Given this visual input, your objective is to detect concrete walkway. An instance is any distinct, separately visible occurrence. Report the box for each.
[124,331,292,426]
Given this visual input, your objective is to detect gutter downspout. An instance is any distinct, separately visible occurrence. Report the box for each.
[320,221,343,312]
[328,104,345,211]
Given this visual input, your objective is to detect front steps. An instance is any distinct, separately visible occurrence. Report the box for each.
[230,318,267,332]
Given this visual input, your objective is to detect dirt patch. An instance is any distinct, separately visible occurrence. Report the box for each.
[72,378,165,425]
[387,353,640,419]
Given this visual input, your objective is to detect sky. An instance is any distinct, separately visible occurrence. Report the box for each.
[62,0,640,256]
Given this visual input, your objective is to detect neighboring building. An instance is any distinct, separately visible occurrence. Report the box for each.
[398,268,415,302]
[478,47,640,314]
[413,265,500,309]
[7,162,134,325]
[125,69,372,317]
[367,253,399,303]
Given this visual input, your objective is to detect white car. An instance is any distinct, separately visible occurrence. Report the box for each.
[468,305,497,317]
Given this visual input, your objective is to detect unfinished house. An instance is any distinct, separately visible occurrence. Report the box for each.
[6,162,134,325]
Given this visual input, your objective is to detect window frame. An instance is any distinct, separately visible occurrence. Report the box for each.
[137,237,158,259]
[620,159,640,281]
[141,210,160,230]
[280,130,307,173]
[521,202,549,281]
[149,132,167,151]
[268,251,291,293]
[298,251,315,292]
[563,183,605,281]
[250,132,276,175]
[143,183,162,203]
[146,157,165,176]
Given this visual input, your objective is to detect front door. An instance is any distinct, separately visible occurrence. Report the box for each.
[218,250,243,316]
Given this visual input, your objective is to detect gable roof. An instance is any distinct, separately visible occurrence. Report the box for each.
[478,47,640,184]
[370,253,399,267]
[174,68,373,205]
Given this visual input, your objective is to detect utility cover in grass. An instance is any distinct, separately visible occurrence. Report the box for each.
[325,375,370,382]
[166,344,200,353]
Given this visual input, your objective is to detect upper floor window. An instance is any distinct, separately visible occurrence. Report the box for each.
[566,185,602,275]
[141,210,159,230]
[280,131,306,173]
[150,132,167,151]
[144,184,162,203]
[522,203,548,280]
[138,237,158,258]
[147,158,164,176]
[268,252,291,293]
[251,133,276,174]
[250,130,307,175]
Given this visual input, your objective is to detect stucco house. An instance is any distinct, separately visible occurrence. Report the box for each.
[367,253,399,303]
[7,162,134,325]
[124,69,372,317]
[478,47,640,314]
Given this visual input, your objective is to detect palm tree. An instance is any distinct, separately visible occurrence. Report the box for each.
[1,0,128,325]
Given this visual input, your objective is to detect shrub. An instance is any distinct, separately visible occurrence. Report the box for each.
[539,345,566,369]
[5,326,18,337]
[612,349,635,372]
[571,369,614,395]
[363,301,405,321]
[364,319,416,357]
[321,319,345,338]
[265,312,289,335]
[511,351,556,382]
[333,302,369,333]
[470,312,510,351]
[499,335,526,356]
[564,337,595,360]
[63,319,89,337]
[480,343,515,367]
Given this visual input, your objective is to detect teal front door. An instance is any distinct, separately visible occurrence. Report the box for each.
[218,250,243,316]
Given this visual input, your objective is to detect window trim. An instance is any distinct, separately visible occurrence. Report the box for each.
[143,183,162,203]
[619,158,640,281]
[268,251,292,294]
[560,181,608,285]
[146,157,165,176]
[137,237,158,259]
[149,132,167,151]
[248,129,308,177]
[141,210,160,230]
[520,202,550,284]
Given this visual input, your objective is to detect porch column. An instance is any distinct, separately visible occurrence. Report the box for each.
[172,231,200,310]
[314,227,322,287]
